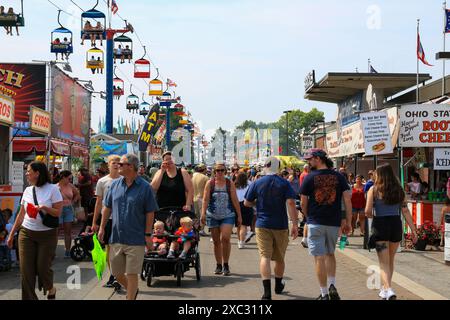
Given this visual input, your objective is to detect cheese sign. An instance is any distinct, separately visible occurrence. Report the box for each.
[30,106,51,135]
[0,94,15,125]
[138,104,160,152]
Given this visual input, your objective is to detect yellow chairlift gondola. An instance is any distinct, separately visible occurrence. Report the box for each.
[0,0,24,36]
[126,84,139,114]
[149,68,163,96]
[86,47,104,74]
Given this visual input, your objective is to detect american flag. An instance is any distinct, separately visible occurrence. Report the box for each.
[111,0,119,15]
[167,78,178,87]
[417,33,433,66]
[445,9,450,33]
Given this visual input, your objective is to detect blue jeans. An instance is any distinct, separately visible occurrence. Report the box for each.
[207,216,235,228]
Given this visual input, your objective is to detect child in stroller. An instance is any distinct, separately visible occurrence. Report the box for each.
[70,225,94,261]
[167,217,195,260]
[149,221,169,256]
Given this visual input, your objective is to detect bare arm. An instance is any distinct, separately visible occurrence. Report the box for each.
[301,195,308,218]
[150,169,164,192]
[92,195,102,229]
[343,190,352,226]
[365,187,374,218]
[287,199,299,239]
[401,201,417,234]
[201,181,211,217]
[72,185,81,203]
[181,169,194,208]
[9,205,25,238]
[244,199,255,208]
[229,183,242,218]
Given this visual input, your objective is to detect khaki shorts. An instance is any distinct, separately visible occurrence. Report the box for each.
[110,244,145,275]
[255,228,289,262]
[194,198,203,219]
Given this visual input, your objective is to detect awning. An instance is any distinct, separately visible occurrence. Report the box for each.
[51,140,70,156]
[72,145,89,158]
[13,139,47,153]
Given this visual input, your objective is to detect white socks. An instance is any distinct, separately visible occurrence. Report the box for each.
[320,287,329,297]
[327,277,336,288]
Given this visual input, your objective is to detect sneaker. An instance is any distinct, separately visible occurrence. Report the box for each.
[316,294,330,300]
[238,241,245,249]
[275,281,285,294]
[222,265,230,276]
[179,251,187,260]
[112,281,122,292]
[214,264,223,275]
[328,284,341,300]
[301,239,308,248]
[104,275,115,288]
[167,251,176,259]
[210,238,214,243]
[385,288,397,300]
[261,295,272,300]
[379,288,387,300]
[244,231,255,243]
[64,251,71,259]
[199,230,209,237]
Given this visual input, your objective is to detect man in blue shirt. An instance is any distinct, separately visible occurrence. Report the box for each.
[300,149,352,300]
[99,154,158,300]
[244,156,298,300]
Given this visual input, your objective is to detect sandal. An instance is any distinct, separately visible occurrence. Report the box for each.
[134,288,139,300]
[47,287,56,300]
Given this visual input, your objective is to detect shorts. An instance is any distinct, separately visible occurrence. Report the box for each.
[207,216,235,229]
[255,228,289,262]
[237,202,254,227]
[110,244,145,275]
[307,224,340,256]
[193,199,202,219]
[371,216,402,243]
[352,208,365,214]
[59,206,75,224]
[103,219,112,245]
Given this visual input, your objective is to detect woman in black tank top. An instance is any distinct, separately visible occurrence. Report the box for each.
[151,152,194,211]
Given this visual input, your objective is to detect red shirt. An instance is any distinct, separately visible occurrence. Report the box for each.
[299,171,309,188]
[351,186,366,209]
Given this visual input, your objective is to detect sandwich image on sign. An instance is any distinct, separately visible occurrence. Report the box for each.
[372,141,386,152]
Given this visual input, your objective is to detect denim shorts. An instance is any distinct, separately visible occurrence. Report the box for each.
[59,206,75,224]
[352,208,365,214]
[307,224,340,256]
[207,216,235,228]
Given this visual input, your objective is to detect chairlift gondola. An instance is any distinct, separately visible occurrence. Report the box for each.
[134,46,151,78]
[139,94,151,117]
[80,0,106,46]
[114,34,133,64]
[0,0,24,35]
[113,67,124,99]
[51,10,73,61]
[86,47,104,74]
[126,84,139,114]
[149,68,163,96]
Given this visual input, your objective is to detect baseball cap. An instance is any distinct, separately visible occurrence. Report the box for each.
[196,163,206,170]
[303,148,327,160]
[264,156,281,174]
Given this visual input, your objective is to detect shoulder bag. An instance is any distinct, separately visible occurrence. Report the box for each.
[33,187,59,229]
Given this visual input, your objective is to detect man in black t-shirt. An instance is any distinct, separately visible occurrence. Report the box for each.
[300,149,352,300]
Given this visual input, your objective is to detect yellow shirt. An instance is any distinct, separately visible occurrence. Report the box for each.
[192,172,209,201]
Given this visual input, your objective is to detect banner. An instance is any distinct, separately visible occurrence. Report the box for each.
[138,104,160,152]
[0,63,46,135]
[399,104,450,147]
[434,148,450,170]
[51,66,91,146]
[30,107,51,135]
[361,111,393,156]
[325,130,340,158]
[338,121,365,157]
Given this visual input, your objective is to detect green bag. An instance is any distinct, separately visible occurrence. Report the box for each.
[91,234,107,281]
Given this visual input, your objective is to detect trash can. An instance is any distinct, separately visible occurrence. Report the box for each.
[445,214,450,264]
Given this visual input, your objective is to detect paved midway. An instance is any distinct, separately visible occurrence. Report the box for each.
[3,222,443,300]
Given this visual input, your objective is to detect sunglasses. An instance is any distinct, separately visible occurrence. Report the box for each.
[118,163,132,167]
[215,169,226,173]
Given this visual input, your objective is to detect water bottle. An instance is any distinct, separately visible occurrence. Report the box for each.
[339,235,347,250]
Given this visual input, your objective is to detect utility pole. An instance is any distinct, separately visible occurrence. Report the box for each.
[283,110,292,156]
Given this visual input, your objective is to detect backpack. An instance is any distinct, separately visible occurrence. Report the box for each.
[209,178,232,199]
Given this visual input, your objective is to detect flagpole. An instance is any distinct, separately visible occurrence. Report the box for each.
[443,1,447,96]
[368,58,371,72]
[417,19,420,105]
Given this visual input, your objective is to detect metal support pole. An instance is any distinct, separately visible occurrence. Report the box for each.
[166,107,171,151]
[106,30,114,134]
[286,113,289,156]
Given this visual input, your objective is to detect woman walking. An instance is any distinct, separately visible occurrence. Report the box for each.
[57,170,80,258]
[201,163,242,275]
[365,164,417,300]
[7,162,63,300]
[351,175,366,236]
[235,172,253,249]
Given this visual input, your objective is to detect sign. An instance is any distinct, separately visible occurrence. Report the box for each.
[325,130,340,158]
[361,111,393,156]
[338,92,363,127]
[434,148,450,170]
[301,135,313,154]
[0,63,46,136]
[339,121,365,157]
[138,104,160,152]
[0,93,14,125]
[30,107,51,135]
[304,70,315,92]
[399,104,450,147]
[51,66,91,145]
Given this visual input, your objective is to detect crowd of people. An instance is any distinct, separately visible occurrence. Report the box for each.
[2,148,450,301]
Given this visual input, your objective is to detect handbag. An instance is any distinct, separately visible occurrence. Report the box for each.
[33,187,59,229]
[74,205,86,222]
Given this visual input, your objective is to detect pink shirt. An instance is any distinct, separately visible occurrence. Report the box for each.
[59,183,74,207]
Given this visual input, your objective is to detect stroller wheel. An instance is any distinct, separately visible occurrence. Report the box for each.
[70,245,86,262]
[146,272,152,287]
[140,265,146,282]
[195,254,201,281]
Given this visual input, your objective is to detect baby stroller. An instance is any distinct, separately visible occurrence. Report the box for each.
[141,207,201,287]
[70,231,94,261]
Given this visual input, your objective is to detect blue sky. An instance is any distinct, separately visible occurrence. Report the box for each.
[1,0,447,137]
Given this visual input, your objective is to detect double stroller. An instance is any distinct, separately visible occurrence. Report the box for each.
[70,197,98,261]
[141,207,201,287]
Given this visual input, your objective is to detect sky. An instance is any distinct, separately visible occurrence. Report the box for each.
[1,0,448,138]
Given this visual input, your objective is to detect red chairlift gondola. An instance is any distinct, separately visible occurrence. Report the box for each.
[134,46,150,78]
[113,67,124,99]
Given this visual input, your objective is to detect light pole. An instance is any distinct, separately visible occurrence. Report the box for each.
[283,110,292,156]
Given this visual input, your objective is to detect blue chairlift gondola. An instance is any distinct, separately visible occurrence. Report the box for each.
[51,11,73,61]
[0,0,24,36]
[80,0,106,47]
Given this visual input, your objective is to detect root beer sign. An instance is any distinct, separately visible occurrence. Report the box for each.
[399,104,450,147]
